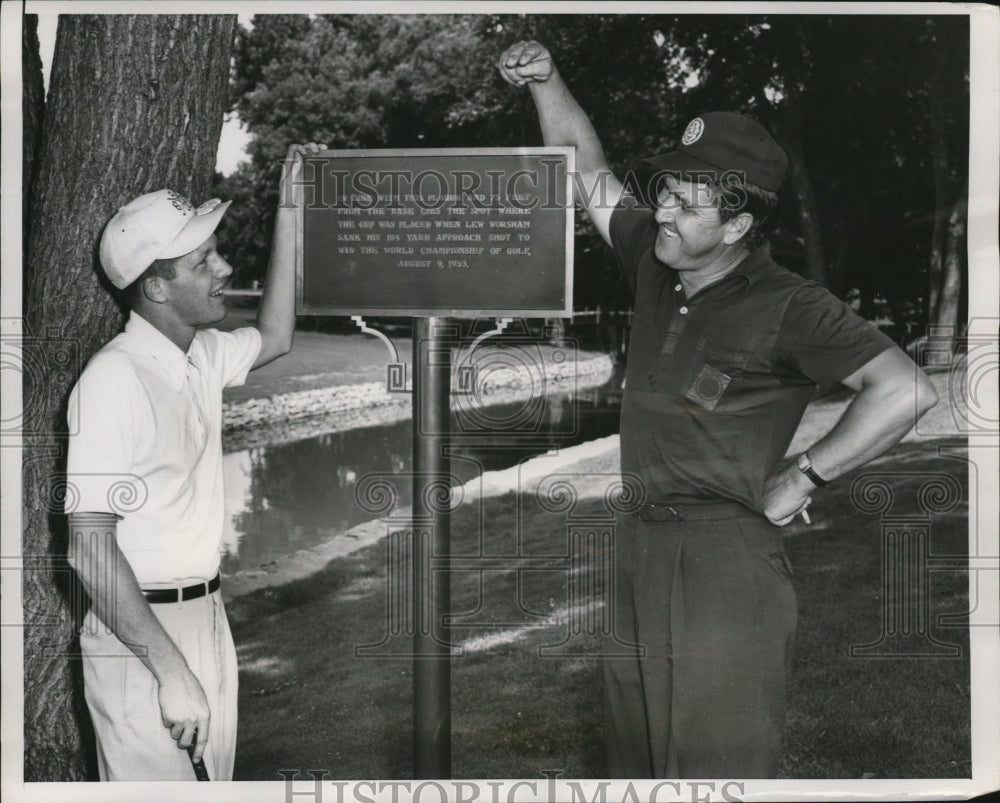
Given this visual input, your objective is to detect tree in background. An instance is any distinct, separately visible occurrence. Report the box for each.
[220,14,678,311]
[589,14,970,318]
[219,13,969,347]
[217,15,494,292]
[923,17,969,347]
[22,14,235,780]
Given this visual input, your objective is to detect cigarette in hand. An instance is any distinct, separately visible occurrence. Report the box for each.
[800,509,811,525]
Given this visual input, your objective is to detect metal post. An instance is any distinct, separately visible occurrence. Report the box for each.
[412,317,451,777]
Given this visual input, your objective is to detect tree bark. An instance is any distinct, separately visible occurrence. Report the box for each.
[23,14,45,271]
[934,179,967,344]
[22,14,235,781]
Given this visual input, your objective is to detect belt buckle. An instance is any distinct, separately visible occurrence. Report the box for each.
[657,504,683,522]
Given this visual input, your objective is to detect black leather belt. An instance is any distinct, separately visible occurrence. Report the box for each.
[632,501,747,523]
[142,573,221,604]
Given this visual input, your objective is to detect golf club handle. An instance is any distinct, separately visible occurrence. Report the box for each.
[189,754,210,781]
[187,730,211,781]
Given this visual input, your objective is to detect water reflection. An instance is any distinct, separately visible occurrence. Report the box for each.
[220,375,624,574]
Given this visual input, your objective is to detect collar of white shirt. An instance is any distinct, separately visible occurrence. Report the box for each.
[119,311,191,393]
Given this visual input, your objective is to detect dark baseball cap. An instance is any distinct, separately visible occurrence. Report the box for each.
[642,111,788,192]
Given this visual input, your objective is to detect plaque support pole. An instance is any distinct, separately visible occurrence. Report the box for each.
[412,317,451,778]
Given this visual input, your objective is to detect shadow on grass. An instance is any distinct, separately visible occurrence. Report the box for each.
[229,441,971,780]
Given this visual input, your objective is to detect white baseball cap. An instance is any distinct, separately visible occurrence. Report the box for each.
[99,189,232,289]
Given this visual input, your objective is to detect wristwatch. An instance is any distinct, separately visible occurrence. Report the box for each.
[797,451,830,488]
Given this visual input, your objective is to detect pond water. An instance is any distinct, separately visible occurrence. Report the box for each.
[220,370,625,574]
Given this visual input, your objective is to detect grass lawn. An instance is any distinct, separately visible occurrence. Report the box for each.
[218,301,416,401]
[227,441,970,781]
[218,300,606,404]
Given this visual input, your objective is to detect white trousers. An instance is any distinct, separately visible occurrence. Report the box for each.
[79,591,238,781]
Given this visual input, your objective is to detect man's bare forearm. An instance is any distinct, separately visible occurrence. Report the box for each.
[68,511,213,756]
[500,42,622,241]
[528,69,611,179]
[253,161,298,368]
[808,369,937,481]
[68,513,188,682]
[254,142,326,369]
[763,348,938,524]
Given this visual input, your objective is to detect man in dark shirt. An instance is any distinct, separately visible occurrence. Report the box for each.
[499,41,938,778]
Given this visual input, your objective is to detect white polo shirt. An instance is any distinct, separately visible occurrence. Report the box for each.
[66,312,261,585]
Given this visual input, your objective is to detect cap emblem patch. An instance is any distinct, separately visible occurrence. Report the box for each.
[681,117,704,146]
[166,190,194,214]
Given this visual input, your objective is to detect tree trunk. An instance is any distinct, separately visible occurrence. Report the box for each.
[828,218,853,303]
[22,14,235,781]
[927,207,946,325]
[766,20,829,289]
[23,14,45,273]
[780,88,829,288]
[927,59,952,325]
[934,179,967,344]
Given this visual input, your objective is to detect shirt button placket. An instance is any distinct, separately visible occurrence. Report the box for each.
[186,357,206,441]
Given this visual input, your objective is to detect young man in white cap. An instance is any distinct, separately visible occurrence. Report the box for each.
[65,142,323,780]
[499,42,938,778]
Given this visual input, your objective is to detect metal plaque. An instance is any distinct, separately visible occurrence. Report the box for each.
[295,148,575,317]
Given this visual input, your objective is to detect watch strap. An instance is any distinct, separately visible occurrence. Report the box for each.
[797,452,830,488]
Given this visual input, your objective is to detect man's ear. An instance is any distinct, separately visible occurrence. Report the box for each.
[723,212,754,245]
[141,276,167,304]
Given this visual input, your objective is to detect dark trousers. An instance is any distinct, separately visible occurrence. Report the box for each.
[603,506,798,778]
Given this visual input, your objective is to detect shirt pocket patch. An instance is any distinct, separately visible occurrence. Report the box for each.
[683,336,751,411]
[684,363,732,411]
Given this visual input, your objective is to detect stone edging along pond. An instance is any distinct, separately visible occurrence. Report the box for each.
[222,353,616,453]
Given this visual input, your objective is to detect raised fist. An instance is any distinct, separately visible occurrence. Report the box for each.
[498,41,554,86]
